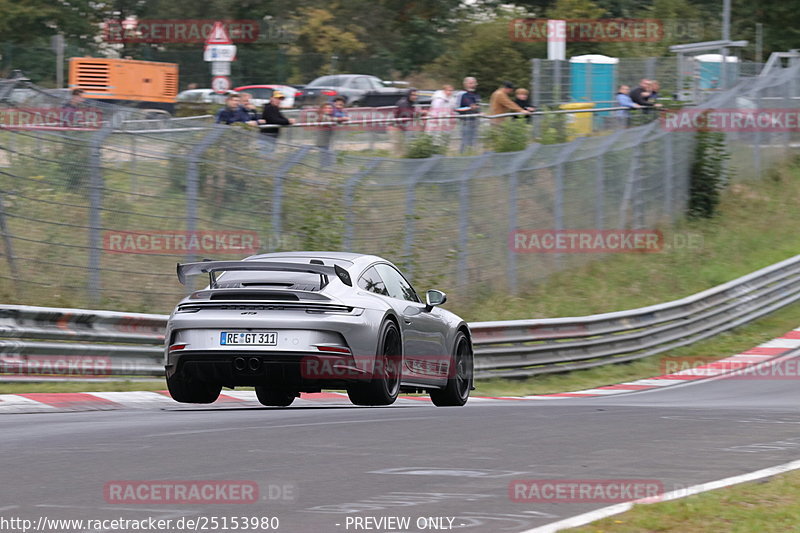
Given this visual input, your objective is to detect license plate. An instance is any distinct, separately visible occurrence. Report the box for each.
[220,332,278,346]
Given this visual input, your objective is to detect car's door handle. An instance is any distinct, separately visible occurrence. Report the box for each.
[403,319,412,325]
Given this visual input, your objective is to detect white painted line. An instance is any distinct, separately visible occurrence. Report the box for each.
[626,378,689,386]
[519,458,800,533]
[566,389,627,395]
[219,390,258,401]
[86,391,172,403]
[760,338,800,349]
[0,395,56,409]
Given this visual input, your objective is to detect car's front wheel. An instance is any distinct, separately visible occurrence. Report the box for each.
[430,331,473,407]
[347,320,402,406]
[255,386,297,407]
[166,373,221,404]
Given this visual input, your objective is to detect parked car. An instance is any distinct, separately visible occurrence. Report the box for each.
[176,89,227,105]
[296,74,421,108]
[165,252,474,407]
[233,85,297,109]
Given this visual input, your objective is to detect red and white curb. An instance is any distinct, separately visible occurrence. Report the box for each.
[2,328,799,414]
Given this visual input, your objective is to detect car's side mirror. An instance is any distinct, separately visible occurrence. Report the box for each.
[425,289,447,312]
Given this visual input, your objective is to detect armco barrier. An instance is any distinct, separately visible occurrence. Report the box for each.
[1,254,800,379]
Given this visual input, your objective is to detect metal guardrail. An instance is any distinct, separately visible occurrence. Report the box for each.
[1,254,800,380]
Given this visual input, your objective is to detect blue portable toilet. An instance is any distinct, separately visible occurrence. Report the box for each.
[694,54,739,89]
[569,54,618,106]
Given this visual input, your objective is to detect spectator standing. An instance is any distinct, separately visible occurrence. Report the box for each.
[331,96,350,122]
[512,88,536,123]
[215,93,250,125]
[392,88,425,155]
[261,90,295,144]
[455,76,481,153]
[489,81,528,124]
[61,88,85,127]
[239,92,264,126]
[615,84,640,128]
[425,84,457,138]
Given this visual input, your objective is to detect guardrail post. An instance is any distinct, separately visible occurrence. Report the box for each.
[403,156,442,279]
[185,126,226,265]
[271,146,312,246]
[343,159,380,251]
[457,154,490,287]
[87,123,114,305]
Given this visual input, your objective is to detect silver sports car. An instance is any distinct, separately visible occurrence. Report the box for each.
[165,252,473,407]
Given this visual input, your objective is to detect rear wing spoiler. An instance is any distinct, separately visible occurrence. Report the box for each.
[176,261,352,287]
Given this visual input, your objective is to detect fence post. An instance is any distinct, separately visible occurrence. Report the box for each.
[618,138,642,228]
[457,153,490,287]
[185,126,226,265]
[403,156,442,279]
[594,130,623,229]
[532,58,541,138]
[0,192,19,287]
[343,159,380,251]
[586,59,593,102]
[87,123,114,305]
[753,90,762,179]
[270,146,312,246]
[553,59,562,104]
[663,131,675,223]
[507,144,540,294]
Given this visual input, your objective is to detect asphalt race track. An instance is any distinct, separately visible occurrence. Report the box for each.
[3,351,800,533]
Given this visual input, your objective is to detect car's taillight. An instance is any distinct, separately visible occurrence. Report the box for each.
[169,344,187,352]
[295,91,304,97]
[321,90,338,96]
[316,345,351,354]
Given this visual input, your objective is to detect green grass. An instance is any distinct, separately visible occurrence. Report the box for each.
[567,469,800,533]
[473,298,800,397]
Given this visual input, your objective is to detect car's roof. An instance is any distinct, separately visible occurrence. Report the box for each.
[244,251,385,268]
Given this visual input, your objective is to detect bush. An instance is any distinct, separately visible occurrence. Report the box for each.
[688,111,730,218]
[486,118,530,152]
[405,133,449,158]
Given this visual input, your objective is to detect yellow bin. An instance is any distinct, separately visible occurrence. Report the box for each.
[559,102,596,139]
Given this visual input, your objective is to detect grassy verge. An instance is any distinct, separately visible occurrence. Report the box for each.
[567,469,800,532]
[472,298,800,397]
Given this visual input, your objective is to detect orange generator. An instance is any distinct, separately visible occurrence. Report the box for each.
[68,57,179,115]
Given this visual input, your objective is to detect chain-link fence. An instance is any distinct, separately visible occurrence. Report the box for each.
[530,56,765,107]
[0,58,798,314]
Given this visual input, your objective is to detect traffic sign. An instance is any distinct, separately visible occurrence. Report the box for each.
[205,21,232,45]
[212,76,231,94]
[204,44,237,62]
[211,61,231,76]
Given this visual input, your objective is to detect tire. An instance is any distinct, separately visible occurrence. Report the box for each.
[255,386,297,407]
[430,331,473,407]
[166,373,221,404]
[347,320,402,406]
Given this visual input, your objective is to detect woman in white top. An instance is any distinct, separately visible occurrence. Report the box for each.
[425,84,457,136]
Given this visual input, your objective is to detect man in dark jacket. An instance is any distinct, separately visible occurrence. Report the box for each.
[456,76,481,153]
[261,90,294,139]
[215,93,249,125]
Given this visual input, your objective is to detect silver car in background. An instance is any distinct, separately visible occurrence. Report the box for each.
[165,252,473,407]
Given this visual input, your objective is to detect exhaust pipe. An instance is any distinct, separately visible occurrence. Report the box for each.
[233,357,247,371]
[248,357,262,371]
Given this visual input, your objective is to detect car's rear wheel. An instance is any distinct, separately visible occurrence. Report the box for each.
[166,373,221,404]
[430,331,472,407]
[255,386,297,407]
[347,320,402,406]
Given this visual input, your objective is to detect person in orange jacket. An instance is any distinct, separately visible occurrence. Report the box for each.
[489,81,530,123]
